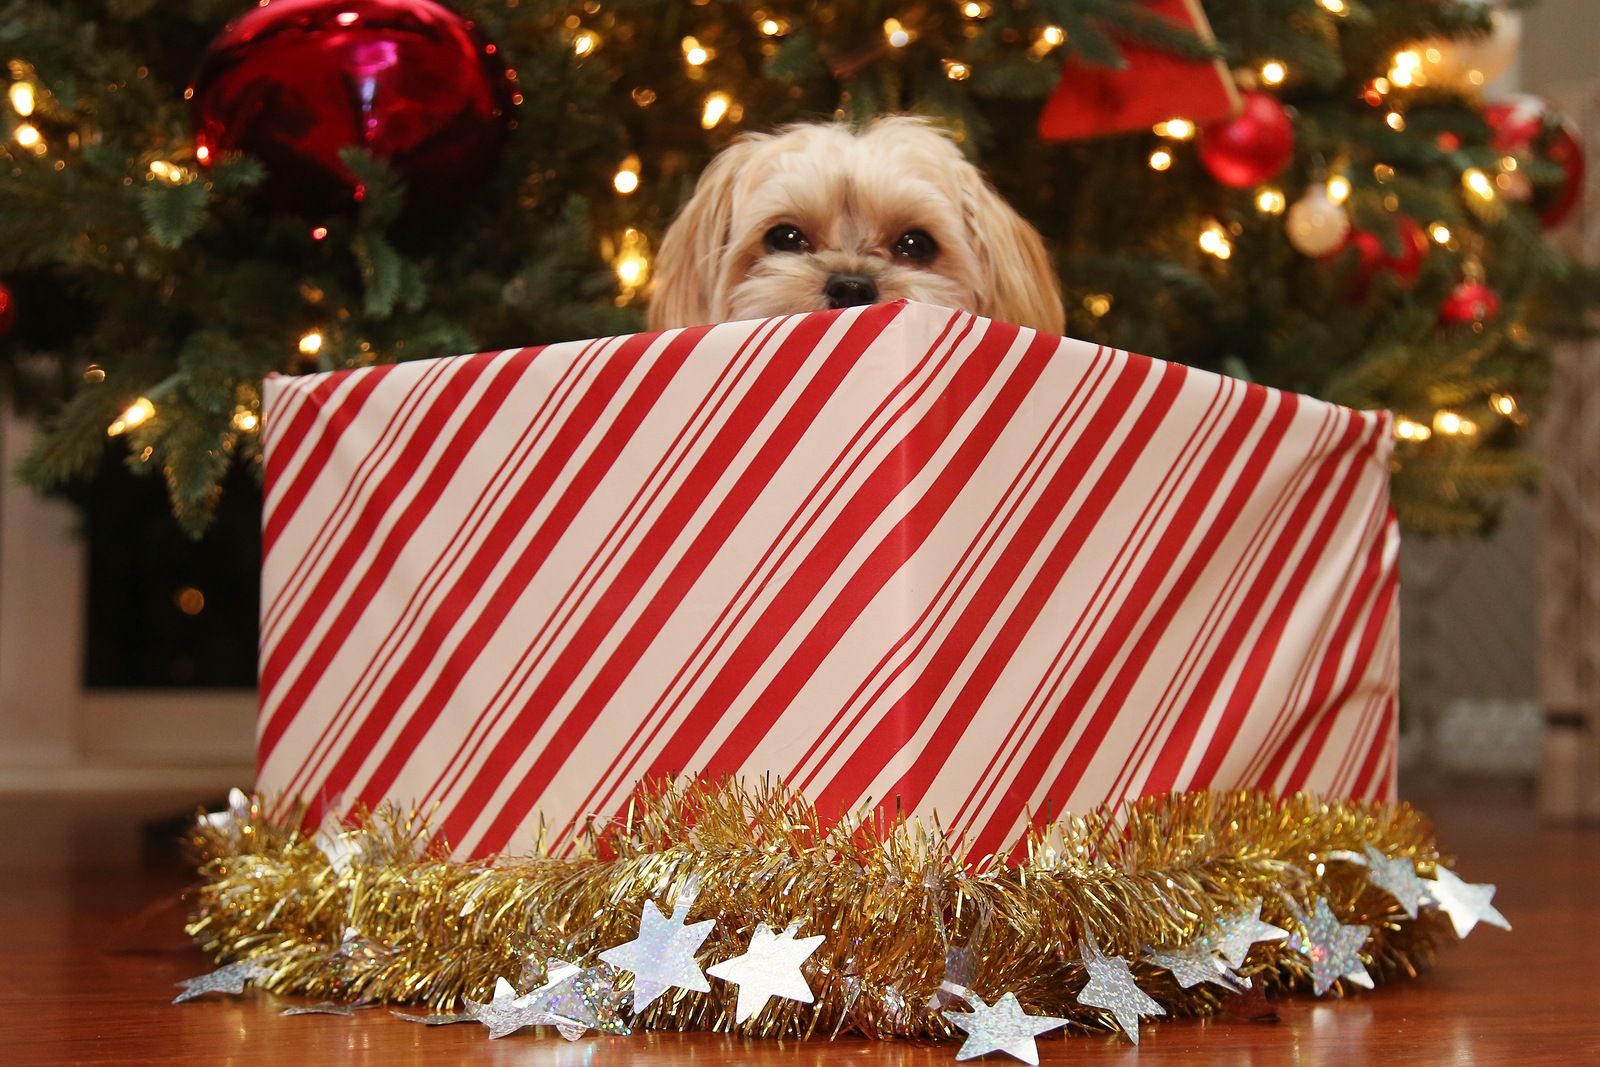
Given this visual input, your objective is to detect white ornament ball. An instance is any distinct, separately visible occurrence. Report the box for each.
[1420,8,1522,92]
[1286,186,1351,257]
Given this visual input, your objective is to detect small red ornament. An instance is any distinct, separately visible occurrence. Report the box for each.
[1439,279,1500,325]
[1197,90,1295,188]
[0,281,14,341]
[1482,94,1586,227]
[190,0,516,214]
[1336,215,1429,293]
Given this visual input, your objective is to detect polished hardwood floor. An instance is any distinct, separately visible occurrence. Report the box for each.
[1,786,1595,1066]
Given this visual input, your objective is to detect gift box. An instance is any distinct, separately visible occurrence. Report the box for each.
[258,301,1397,859]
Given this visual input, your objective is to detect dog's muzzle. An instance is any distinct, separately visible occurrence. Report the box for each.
[823,273,879,309]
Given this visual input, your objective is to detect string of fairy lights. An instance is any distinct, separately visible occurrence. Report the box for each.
[2,2,1536,451]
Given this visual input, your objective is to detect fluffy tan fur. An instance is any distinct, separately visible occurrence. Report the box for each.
[648,117,1065,335]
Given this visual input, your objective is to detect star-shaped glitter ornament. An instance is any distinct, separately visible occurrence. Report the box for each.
[1362,845,1428,919]
[199,787,255,839]
[466,977,547,1038]
[1144,938,1248,992]
[392,1009,475,1025]
[519,959,631,1039]
[598,894,716,1013]
[1297,897,1372,996]
[942,987,1070,1065]
[172,959,271,1003]
[1207,897,1290,969]
[706,920,825,1024]
[1075,934,1165,1044]
[280,1001,358,1016]
[1425,866,1511,939]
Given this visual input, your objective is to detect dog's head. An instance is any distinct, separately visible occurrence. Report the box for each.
[647,117,1065,335]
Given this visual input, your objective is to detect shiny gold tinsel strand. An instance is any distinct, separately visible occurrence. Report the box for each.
[185,779,1457,1039]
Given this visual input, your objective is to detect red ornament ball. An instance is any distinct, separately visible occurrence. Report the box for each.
[1337,214,1429,293]
[0,281,14,341]
[1439,279,1500,325]
[1197,90,1295,189]
[1482,94,1585,228]
[190,0,516,214]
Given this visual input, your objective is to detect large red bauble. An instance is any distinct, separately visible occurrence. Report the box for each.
[1197,90,1295,188]
[1439,279,1500,325]
[0,281,14,341]
[190,0,516,213]
[1482,94,1585,228]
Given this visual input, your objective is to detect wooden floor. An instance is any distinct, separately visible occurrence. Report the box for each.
[1,789,1596,1066]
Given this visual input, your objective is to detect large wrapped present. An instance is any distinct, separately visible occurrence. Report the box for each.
[258,301,1397,859]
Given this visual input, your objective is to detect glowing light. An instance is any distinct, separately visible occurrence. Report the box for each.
[1463,168,1495,200]
[614,227,651,292]
[10,81,34,117]
[1491,393,1518,417]
[942,59,971,80]
[1500,155,1518,172]
[83,365,105,384]
[1435,411,1469,435]
[107,397,156,437]
[176,587,206,616]
[311,226,328,240]
[232,409,260,432]
[1040,25,1065,46]
[1326,175,1351,203]
[1198,221,1233,260]
[572,31,598,57]
[961,1,990,17]
[1393,50,1421,71]
[1153,118,1194,140]
[1394,419,1432,441]
[759,18,788,36]
[1256,187,1287,215]
[613,169,639,194]
[1429,222,1452,245]
[336,10,359,26]
[148,160,187,183]
[14,122,39,148]
[883,19,912,48]
[1082,293,1113,317]
[1148,148,1173,171]
[299,331,324,355]
[681,37,710,65]
[1319,0,1347,14]
[1385,111,1406,131]
[1390,67,1414,88]
[196,144,211,164]
[1260,61,1286,85]
[701,92,731,129]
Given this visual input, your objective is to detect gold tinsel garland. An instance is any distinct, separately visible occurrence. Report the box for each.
[185,779,1456,1040]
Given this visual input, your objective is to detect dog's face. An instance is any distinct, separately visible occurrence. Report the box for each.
[648,118,1065,335]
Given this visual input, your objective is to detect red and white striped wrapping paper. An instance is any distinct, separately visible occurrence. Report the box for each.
[258,301,1398,859]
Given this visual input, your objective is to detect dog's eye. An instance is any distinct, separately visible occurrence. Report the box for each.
[892,230,939,262]
[763,225,812,254]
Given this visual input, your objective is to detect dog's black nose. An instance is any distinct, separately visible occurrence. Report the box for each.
[823,273,879,309]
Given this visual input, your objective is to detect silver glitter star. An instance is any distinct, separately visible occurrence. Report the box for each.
[466,977,545,1038]
[280,1001,357,1016]
[1363,845,1427,919]
[519,959,631,1039]
[1298,897,1372,996]
[1144,938,1248,992]
[1076,934,1165,1044]
[942,988,1070,1065]
[598,895,716,1013]
[391,1009,475,1025]
[706,920,825,1024]
[1207,898,1290,968]
[172,959,271,1003]
[1425,866,1511,939]
[199,787,255,839]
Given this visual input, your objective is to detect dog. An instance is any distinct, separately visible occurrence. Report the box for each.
[647,117,1065,335]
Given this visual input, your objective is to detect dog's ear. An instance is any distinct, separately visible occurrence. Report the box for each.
[959,172,1066,336]
[648,138,763,330]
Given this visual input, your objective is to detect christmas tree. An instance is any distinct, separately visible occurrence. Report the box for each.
[1,0,1592,535]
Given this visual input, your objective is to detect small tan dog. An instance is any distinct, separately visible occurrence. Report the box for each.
[647,117,1065,335]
